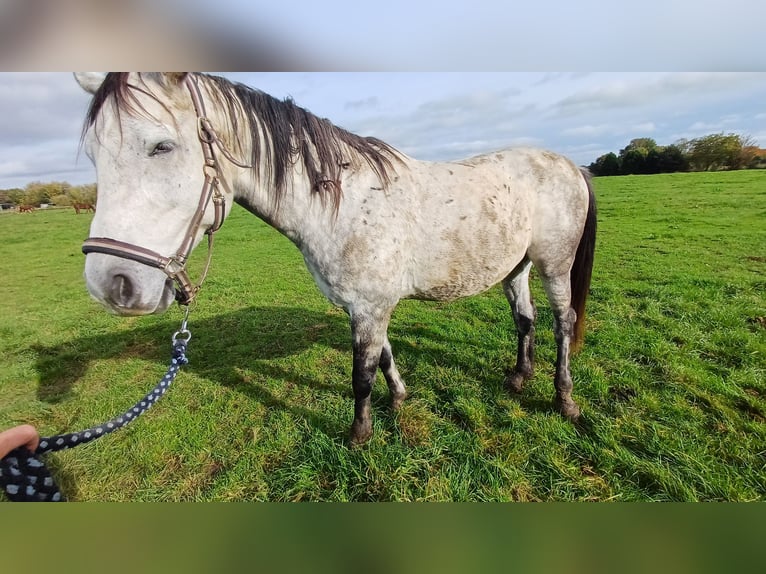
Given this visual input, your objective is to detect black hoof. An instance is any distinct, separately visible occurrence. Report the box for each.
[349,420,372,447]
[555,396,581,421]
[505,371,528,393]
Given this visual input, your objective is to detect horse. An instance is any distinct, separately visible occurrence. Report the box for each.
[74,72,597,446]
[18,205,35,213]
[73,203,95,214]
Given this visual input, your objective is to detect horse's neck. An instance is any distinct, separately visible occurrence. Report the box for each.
[207,94,336,245]
[230,162,319,244]
[205,110,304,239]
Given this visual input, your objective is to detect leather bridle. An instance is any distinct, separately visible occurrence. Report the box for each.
[82,74,246,306]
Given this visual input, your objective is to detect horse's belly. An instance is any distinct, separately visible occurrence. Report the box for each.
[404,194,531,301]
[407,224,528,301]
[408,251,522,301]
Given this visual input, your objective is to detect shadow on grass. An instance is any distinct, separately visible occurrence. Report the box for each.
[32,305,349,399]
[31,305,354,440]
[31,304,562,436]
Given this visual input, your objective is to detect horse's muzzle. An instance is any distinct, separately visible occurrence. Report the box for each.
[84,255,176,316]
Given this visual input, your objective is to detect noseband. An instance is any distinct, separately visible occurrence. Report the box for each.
[82,74,242,306]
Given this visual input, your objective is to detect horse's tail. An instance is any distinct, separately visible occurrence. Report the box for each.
[570,169,597,353]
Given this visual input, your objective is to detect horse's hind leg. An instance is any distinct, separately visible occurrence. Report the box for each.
[379,335,407,410]
[539,271,581,421]
[503,259,536,393]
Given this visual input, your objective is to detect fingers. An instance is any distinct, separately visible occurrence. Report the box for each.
[0,425,40,457]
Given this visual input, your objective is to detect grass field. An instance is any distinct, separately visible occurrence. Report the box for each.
[1,170,764,501]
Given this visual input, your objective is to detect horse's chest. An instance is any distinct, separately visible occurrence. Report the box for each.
[298,217,406,308]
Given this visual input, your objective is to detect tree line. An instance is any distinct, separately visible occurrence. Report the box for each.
[588,133,765,176]
[0,181,96,208]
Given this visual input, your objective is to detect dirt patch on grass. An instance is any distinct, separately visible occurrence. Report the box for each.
[734,397,765,423]
[609,386,637,402]
[397,402,435,447]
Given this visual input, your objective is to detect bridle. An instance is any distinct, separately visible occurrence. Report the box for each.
[82,74,248,306]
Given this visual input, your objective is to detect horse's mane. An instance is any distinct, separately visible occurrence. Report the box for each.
[83,72,402,215]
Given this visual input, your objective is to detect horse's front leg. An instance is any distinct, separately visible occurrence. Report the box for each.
[379,335,407,410]
[349,307,392,446]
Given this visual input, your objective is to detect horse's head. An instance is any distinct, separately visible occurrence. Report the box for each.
[76,72,226,316]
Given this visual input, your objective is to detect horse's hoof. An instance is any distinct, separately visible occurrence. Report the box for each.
[391,391,407,411]
[505,371,527,393]
[555,396,581,421]
[349,420,372,447]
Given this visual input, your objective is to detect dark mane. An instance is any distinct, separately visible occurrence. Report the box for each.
[83,72,402,215]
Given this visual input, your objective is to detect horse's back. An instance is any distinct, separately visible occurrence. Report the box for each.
[399,148,588,300]
[455,148,590,276]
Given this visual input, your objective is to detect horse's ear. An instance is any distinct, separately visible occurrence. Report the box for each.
[74,72,107,95]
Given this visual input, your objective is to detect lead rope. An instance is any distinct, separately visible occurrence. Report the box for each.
[0,311,192,502]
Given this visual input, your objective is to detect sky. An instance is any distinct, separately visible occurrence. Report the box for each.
[206,0,766,71]
[1,72,765,189]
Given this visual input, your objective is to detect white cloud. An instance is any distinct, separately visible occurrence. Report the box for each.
[0,73,89,143]
[562,121,654,139]
[549,73,766,119]
[631,122,656,133]
[344,96,379,111]
[689,121,719,131]
[0,159,28,178]
[562,124,612,137]
[344,87,534,161]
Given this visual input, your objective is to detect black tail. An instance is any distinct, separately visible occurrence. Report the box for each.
[570,169,597,352]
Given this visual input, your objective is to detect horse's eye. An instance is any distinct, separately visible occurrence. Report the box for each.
[150,141,175,157]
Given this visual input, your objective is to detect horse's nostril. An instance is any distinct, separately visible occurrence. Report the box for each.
[109,273,134,307]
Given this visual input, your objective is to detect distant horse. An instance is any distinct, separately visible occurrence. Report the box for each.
[73,203,95,214]
[75,72,596,445]
[18,205,35,213]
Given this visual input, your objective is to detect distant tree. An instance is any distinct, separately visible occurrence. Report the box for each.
[657,145,689,173]
[645,148,662,174]
[23,182,51,206]
[620,137,658,156]
[620,148,648,175]
[588,152,620,176]
[688,133,745,171]
[743,146,766,169]
[76,183,97,205]
[1,188,26,205]
[616,138,662,174]
[735,135,759,169]
[49,194,72,206]
[673,138,694,156]
[5,187,22,205]
[46,181,72,198]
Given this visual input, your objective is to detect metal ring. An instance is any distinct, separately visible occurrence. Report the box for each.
[172,329,192,343]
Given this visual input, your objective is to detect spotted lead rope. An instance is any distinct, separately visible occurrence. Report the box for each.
[0,337,189,502]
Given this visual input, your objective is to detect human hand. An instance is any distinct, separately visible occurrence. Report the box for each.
[0,425,40,458]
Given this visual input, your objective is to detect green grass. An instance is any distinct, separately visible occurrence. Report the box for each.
[1,170,765,501]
